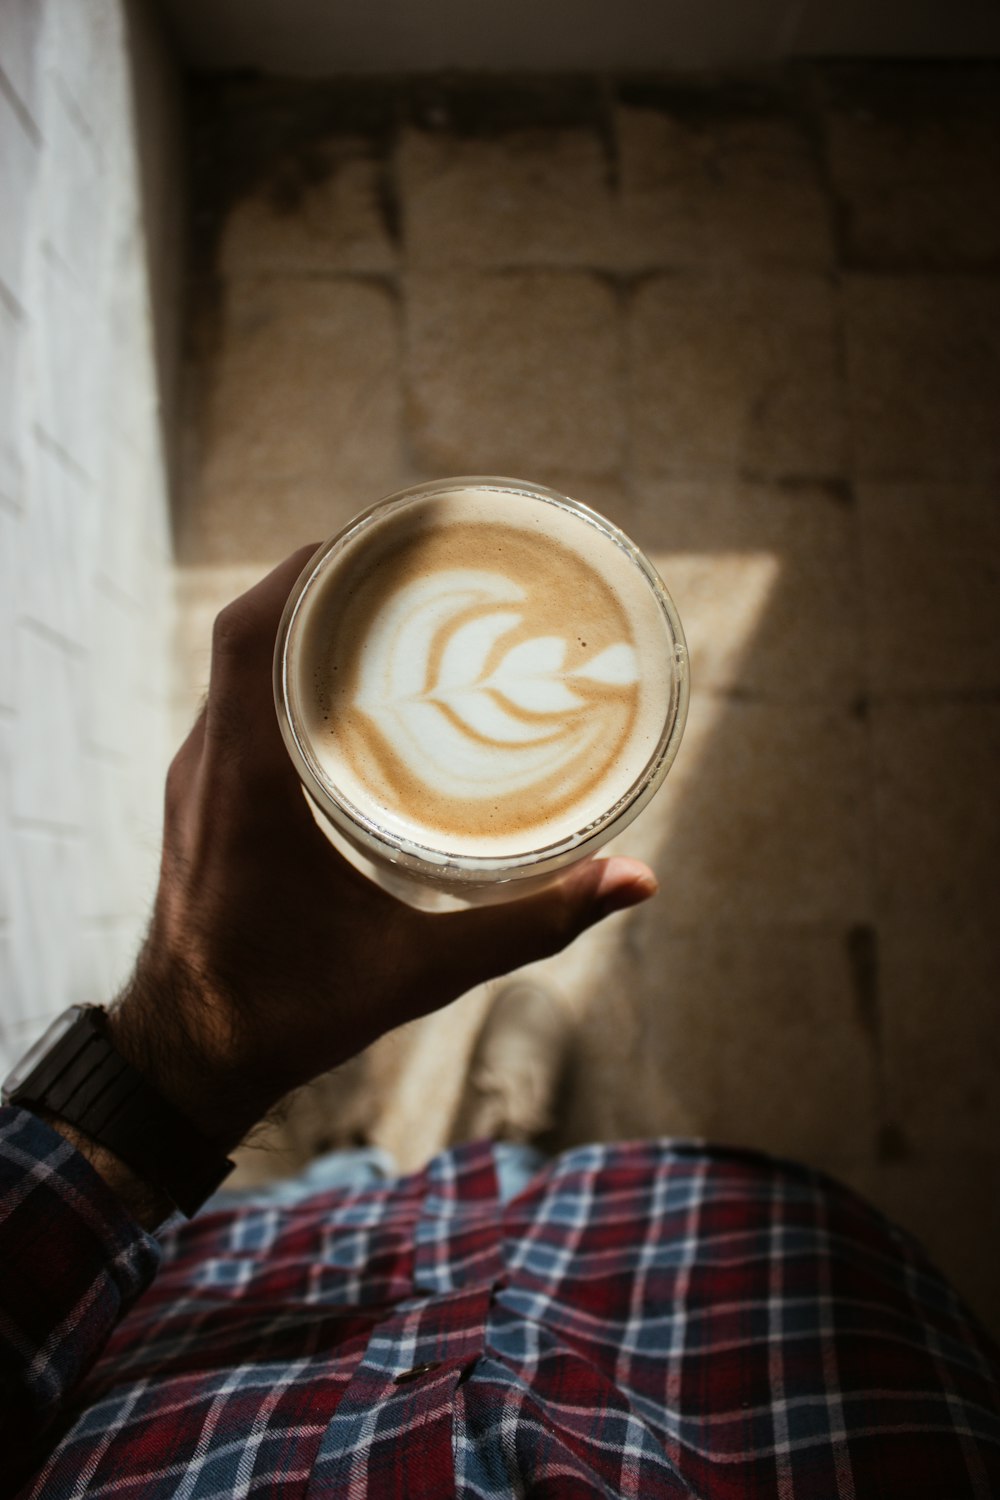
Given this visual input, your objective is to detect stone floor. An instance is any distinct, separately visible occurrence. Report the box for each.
[172,67,1000,1336]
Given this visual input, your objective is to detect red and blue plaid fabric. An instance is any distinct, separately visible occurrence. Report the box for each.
[3,1103,1000,1497]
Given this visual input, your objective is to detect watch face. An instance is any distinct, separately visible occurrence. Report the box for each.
[1,1006,85,1103]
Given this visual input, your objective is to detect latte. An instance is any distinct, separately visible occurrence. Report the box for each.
[281,481,686,867]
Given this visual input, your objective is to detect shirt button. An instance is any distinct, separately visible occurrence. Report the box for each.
[393,1362,441,1384]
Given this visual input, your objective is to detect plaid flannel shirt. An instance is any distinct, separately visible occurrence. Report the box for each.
[2,1104,999,1498]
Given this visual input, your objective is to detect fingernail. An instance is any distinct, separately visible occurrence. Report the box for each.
[626,873,659,904]
[598,874,658,919]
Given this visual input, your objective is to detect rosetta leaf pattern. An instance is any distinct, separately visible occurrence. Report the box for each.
[355,569,638,799]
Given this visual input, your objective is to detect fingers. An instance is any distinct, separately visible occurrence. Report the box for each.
[211,545,322,660]
[209,543,320,702]
[436,857,658,995]
[205,543,322,776]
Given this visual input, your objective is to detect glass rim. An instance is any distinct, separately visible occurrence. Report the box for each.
[273,476,690,881]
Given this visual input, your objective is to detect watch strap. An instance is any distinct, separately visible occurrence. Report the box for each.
[12,1007,233,1217]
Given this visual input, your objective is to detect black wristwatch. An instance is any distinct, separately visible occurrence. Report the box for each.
[2,1005,234,1217]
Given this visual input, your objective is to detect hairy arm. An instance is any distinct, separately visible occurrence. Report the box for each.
[2,546,656,1465]
[71,545,657,1212]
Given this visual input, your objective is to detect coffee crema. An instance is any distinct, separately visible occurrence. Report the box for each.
[291,487,674,857]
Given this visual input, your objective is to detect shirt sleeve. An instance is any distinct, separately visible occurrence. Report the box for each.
[0,1106,162,1458]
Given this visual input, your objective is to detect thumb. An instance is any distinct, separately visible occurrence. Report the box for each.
[549,856,659,929]
[439,857,659,994]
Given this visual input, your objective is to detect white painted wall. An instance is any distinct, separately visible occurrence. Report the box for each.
[0,0,177,1072]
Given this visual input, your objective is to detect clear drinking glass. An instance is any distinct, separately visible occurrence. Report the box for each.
[274,477,689,911]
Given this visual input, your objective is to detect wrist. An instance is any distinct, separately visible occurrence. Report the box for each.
[37,1110,174,1231]
[5,1005,236,1220]
[111,956,278,1152]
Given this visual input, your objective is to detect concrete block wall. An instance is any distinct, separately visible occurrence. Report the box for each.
[178,71,1000,1337]
[0,0,177,1073]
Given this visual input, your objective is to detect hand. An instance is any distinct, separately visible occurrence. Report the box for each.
[110,546,658,1152]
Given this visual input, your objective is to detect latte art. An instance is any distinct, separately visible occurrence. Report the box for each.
[354,568,640,806]
[291,486,681,860]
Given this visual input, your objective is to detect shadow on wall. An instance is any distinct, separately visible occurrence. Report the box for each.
[123,0,186,521]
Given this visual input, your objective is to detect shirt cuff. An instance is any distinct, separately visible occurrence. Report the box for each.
[0,1105,162,1446]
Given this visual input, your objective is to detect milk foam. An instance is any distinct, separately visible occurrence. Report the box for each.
[292,486,674,858]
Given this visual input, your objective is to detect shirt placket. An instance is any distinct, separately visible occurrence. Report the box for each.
[307,1146,507,1497]
[306,1284,496,1498]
